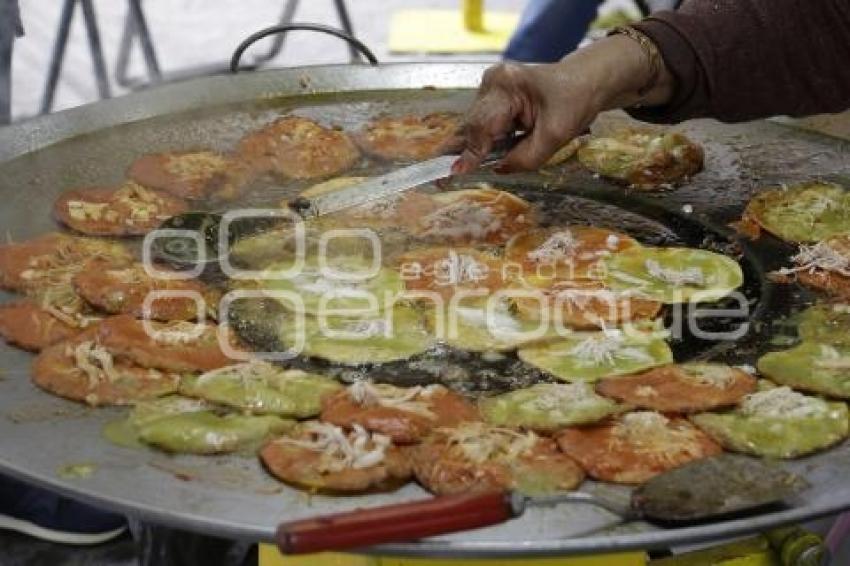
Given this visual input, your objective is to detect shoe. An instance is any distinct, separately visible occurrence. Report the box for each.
[0,473,127,545]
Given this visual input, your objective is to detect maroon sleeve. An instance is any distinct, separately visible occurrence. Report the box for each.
[628,0,850,123]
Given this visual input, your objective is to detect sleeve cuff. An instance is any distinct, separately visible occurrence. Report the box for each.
[627,15,708,124]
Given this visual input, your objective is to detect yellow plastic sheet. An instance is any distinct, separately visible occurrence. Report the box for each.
[259,545,647,566]
[388,9,519,54]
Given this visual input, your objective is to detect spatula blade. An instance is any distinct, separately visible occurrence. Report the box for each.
[632,454,809,522]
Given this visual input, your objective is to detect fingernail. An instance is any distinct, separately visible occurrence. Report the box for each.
[450,158,464,175]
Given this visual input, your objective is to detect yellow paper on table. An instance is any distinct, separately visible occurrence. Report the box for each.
[259,545,647,566]
[388,9,519,54]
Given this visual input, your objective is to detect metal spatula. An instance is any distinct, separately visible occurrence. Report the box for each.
[275,454,809,555]
[289,134,526,218]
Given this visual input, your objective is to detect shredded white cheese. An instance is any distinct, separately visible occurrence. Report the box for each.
[433,250,489,286]
[347,381,441,419]
[152,321,209,345]
[645,259,705,287]
[526,231,578,263]
[443,422,537,464]
[419,201,502,240]
[455,303,522,339]
[634,385,659,398]
[165,152,227,180]
[814,344,850,369]
[778,240,850,277]
[291,269,366,298]
[680,364,736,388]
[68,340,119,388]
[740,386,828,419]
[42,304,99,329]
[520,383,599,412]
[344,318,390,338]
[278,422,390,472]
[196,360,276,386]
[611,411,703,462]
[67,201,108,221]
[567,333,653,367]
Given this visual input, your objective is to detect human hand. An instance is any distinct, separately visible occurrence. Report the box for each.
[453,35,674,174]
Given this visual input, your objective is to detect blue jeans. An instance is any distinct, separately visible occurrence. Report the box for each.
[504,0,604,63]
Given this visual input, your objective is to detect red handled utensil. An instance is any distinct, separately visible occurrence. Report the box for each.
[276,454,809,555]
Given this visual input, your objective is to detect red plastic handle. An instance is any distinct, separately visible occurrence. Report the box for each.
[276,491,515,555]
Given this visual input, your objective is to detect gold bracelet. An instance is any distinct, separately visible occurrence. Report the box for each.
[608,25,662,97]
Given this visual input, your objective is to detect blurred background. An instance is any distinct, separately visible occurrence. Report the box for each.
[7,0,639,121]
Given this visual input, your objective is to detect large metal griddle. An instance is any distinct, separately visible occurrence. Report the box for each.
[1,62,850,558]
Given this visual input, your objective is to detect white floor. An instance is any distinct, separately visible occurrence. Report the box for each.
[8,0,635,121]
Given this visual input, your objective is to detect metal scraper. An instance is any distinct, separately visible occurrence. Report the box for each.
[290,154,458,218]
[275,454,809,555]
[288,134,526,218]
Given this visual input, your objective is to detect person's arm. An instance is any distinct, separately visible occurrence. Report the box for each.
[632,0,850,123]
[455,0,850,174]
[453,35,675,174]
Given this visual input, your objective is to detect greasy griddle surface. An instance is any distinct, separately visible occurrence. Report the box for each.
[1,86,850,553]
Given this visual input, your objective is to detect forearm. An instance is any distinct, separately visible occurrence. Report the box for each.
[631,0,850,123]
[555,35,676,112]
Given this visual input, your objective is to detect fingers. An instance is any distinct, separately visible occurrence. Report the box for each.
[497,118,570,173]
[453,64,525,175]
[452,95,505,175]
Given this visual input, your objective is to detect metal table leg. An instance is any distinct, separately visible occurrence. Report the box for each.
[332,0,360,63]
[40,0,75,114]
[0,1,15,125]
[0,43,9,125]
[115,0,162,89]
[115,10,136,88]
[40,0,111,114]
[116,0,361,94]
[252,0,360,66]
[80,0,111,99]
[249,0,299,67]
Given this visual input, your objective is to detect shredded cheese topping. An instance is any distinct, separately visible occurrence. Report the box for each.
[645,259,705,286]
[520,383,599,412]
[67,201,109,221]
[164,152,228,180]
[152,321,210,345]
[66,183,166,225]
[442,422,537,464]
[291,269,366,298]
[420,200,502,240]
[278,422,390,473]
[779,239,850,277]
[19,238,121,288]
[814,344,850,370]
[347,381,441,419]
[67,340,119,388]
[611,411,703,461]
[680,364,736,388]
[344,318,390,338]
[740,386,829,419]
[527,231,578,263]
[41,302,99,329]
[567,333,653,367]
[196,360,276,386]
[455,302,522,339]
[634,385,659,398]
[433,250,489,285]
